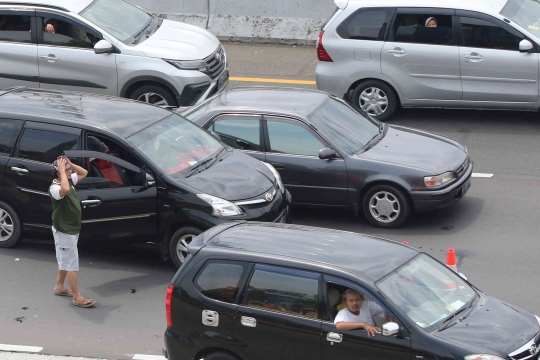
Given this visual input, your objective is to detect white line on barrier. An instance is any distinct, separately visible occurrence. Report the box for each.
[0,344,43,353]
[132,355,166,360]
[471,173,494,178]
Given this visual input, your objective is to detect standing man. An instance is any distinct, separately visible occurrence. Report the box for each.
[50,155,96,308]
[334,289,387,336]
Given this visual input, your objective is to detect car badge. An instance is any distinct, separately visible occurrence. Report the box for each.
[215,52,222,61]
[530,344,538,355]
[265,193,273,202]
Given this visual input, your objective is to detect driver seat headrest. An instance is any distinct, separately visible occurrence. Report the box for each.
[328,287,341,307]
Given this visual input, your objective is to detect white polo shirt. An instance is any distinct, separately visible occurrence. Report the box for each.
[334,301,386,326]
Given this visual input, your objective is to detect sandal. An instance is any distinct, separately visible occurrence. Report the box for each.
[54,289,73,297]
[73,298,96,308]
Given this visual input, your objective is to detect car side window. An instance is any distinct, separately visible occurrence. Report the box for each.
[337,7,394,40]
[266,119,325,156]
[18,129,78,163]
[0,119,23,156]
[460,16,523,51]
[210,116,261,151]
[245,265,319,319]
[195,260,250,303]
[41,16,99,49]
[392,13,454,45]
[0,14,32,43]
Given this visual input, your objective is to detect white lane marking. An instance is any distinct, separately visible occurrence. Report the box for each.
[133,355,166,360]
[472,173,494,178]
[0,344,43,352]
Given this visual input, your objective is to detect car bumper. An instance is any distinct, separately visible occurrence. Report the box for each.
[410,161,473,212]
[168,67,229,107]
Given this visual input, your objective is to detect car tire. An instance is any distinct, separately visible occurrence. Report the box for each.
[130,84,178,107]
[0,201,22,248]
[169,226,202,268]
[351,80,397,121]
[362,184,410,229]
[205,352,239,360]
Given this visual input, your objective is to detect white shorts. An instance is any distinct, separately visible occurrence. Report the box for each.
[52,227,79,272]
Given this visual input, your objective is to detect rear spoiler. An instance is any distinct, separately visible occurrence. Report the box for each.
[334,0,348,9]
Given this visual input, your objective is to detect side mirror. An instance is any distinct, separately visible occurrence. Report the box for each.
[519,39,534,53]
[94,39,114,54]
[382,322,399,336]
[458,272,468,281]
[319,147,338,160]
[145,172,156,187]
[210,130,221,141]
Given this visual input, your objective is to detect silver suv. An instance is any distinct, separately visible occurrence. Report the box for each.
[316,0,540,120]
[0,0,229,107]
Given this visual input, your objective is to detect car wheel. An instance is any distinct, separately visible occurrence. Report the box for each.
[169,226,202,268]
[351,80,397,121]
[362,185,410,229]
[205,352,239,360]
[130,84,177,107]
[0,201,22,248]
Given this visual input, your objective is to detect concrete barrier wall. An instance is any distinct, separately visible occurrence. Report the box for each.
[129,0,337,44]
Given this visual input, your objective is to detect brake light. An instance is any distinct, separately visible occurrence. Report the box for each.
[317,31,333,62]
[166,285,174,327]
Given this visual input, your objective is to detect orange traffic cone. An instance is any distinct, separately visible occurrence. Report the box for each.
[446,248,458,273]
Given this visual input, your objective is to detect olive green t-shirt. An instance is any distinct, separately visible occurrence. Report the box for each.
[49,174,81,235]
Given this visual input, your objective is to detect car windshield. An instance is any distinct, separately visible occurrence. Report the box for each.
[127,114,222,178]
[500,0,540,38]
[377,254,476,331]
[307,97,380,155]
[80,0,152,42]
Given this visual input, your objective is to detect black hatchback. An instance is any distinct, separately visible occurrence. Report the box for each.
[184,87,473,228]
[164,222,540,360]
[0,88,290,267]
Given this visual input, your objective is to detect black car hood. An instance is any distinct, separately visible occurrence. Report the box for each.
[435,295,539,355]
[356,126,467,174]
[179,149,274,201]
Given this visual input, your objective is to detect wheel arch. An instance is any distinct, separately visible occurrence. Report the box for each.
[358,179,415,212]
[346,77,402,107]
[160,220,205,260]
[194,347,246,360]
[120,76,181,102]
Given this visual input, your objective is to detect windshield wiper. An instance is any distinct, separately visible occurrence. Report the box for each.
[185,148,225,178]
[437,306,467,332]
[132,16,154,44]
[203,148,226,170]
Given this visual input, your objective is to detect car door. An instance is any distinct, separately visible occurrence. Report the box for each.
[36,12,117,95]
[0,10,39,90]
[0,118,25,191]
[5,122,80,230]
[206,114,265,162]
[263,116,348,206]
[457,10,539,103]
[381,8,462,101]
[321,275,411,360]
[234,264,322,360]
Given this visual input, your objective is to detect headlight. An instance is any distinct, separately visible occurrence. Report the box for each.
[165,59,208,72]
[263,162,285,193]
[535,314,540,325]
[197,194,242,216]
[465,355,505,360]
[424,171,455,187]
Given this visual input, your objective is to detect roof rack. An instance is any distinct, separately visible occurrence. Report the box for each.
[0,2,68,11]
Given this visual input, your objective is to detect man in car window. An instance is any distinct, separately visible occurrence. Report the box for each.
[334,289,386,336]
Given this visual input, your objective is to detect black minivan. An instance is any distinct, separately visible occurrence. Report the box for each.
[0,88,290,267]
[164,222,540,360]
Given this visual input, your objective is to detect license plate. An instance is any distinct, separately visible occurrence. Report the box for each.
[461,179,471,195]
[217,70,229,90]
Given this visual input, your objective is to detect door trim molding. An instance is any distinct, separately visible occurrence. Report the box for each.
[81,213,155,224]
[0,73,39,82]
[461,76,537,83]
[410,74,460,80]
[18,187,49,196]
[40,76,108,89]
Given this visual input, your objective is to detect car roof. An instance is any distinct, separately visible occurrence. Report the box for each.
[205,87,330,119]
[0,0,93,13]
[196,222,419,281]
[345,0,506,14]
[0,88,172,138]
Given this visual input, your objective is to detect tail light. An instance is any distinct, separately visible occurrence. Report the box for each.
[317,31,333,62]
[166,285,174,327]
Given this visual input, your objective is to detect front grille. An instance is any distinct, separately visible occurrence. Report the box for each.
[455,158,469,178]
[203,45,226,79]
[509,333,540,360]
[241,202,268,211]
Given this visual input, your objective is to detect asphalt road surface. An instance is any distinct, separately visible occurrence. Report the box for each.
[1,42,540,359]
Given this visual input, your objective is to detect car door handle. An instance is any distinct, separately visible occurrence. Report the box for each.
[464,53,483,62]
[11,166,28,173]
[327,332,343,343]
[40,55,59,61]
[387,47,406,56]
[241,316,256,327]
[81,199,101,205]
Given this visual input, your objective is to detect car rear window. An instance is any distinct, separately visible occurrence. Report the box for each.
[195,260,250,303]
[337,7,394,40]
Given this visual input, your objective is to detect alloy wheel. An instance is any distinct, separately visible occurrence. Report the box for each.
[176,234,196,264]
[359,87,389,116]
[369,191,400,224]
[0,209,14,242]
[136,92,169,106]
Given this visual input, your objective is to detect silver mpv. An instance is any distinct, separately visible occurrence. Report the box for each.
[0,0,229,107]
[316,0,540,120]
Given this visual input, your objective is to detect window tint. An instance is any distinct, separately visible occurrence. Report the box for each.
[392,14,454,45]
[195,261,249,303]
[460,17,523,51]
[0,15,32,43]
[18,129,78,163]
[42,17,99,48]
[0,119,23,156]
[337,8,392,40]
[246,265,319,319]
[500,0,540,38]
[211,117,261,151]
[267,120,324,156]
